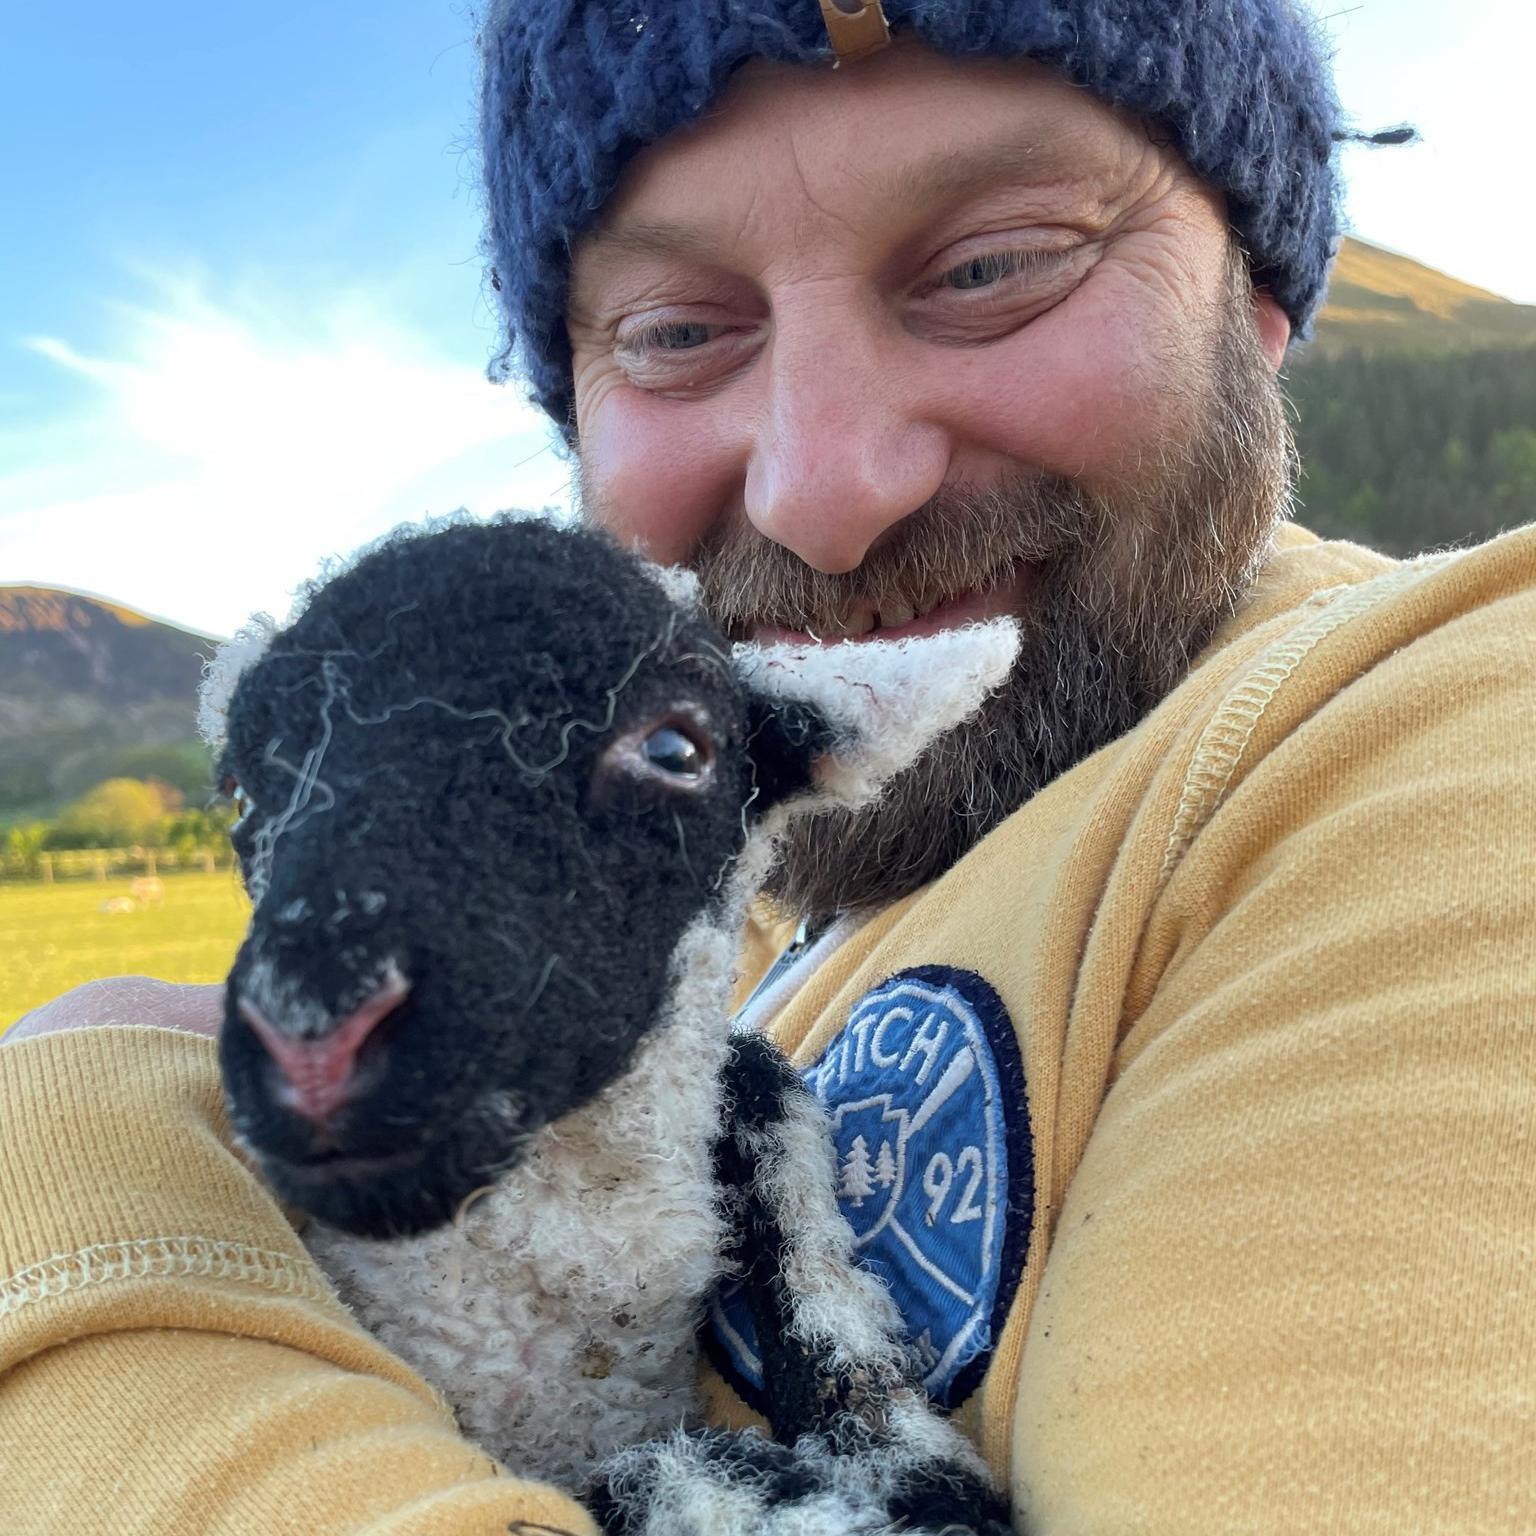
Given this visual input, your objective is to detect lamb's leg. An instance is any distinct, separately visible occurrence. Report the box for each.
[587,1035,1012,1535]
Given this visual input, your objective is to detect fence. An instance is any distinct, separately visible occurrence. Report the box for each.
[0,846,236,885]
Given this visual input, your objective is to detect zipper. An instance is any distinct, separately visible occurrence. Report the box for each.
[733,915,815,1025]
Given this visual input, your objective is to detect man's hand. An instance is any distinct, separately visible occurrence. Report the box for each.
[5,977,223,1045]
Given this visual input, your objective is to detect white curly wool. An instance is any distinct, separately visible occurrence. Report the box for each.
[738,1085,908,1373]
[303,911,739,1494]
[734,620,1021,810]
[196,614,277,751]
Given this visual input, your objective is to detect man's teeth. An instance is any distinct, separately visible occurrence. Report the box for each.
[825,592,946,636]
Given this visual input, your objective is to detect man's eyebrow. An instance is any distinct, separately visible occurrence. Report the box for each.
[586,220,723,261]
[585,132,1103,261]
[879,133,1095,209]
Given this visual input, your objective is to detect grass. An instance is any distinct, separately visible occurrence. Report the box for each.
[0,871,249,1032]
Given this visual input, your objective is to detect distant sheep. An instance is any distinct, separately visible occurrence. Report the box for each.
[129,876,165,907]
[202,516,1018,1534]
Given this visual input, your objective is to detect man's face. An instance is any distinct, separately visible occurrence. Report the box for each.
[567,42,1296,921]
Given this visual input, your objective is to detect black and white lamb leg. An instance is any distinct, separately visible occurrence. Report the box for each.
[588,1033,1012,1536]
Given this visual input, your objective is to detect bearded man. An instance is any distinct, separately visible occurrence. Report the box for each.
[4,3,1533,1534]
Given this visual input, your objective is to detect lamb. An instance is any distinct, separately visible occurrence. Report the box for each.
[200,514,1019,1535]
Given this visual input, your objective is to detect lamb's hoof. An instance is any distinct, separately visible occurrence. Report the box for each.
[587,1428,819,1533]
[586,1425,1014,1535]
[890,1466,1015,1535]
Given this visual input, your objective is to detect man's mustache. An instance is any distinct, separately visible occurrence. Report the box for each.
[692,475,1094,640]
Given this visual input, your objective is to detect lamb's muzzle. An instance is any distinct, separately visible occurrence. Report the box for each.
[238,965,411,1123]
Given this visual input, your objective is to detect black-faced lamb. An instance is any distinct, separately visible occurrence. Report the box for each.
[201,515,1019,1535]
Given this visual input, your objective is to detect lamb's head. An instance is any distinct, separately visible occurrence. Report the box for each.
[214,519,820,1236]
[211,517,1018,1239]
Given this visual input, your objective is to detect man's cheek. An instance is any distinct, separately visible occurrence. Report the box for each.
[576,391,743,564]
[943,303,1197,495]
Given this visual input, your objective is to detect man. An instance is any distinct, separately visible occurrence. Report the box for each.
[3,3,1533,1532]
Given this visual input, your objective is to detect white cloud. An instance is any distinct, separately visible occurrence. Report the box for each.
[1,271,574,636]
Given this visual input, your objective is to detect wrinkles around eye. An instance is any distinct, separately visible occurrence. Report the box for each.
[607,243,1095,390]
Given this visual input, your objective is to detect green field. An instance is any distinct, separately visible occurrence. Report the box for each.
[0,872,250,1032]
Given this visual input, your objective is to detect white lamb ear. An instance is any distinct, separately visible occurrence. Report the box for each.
[734,618,1020,812]
[197,614,278,751]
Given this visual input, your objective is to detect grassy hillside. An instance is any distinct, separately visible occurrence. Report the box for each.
[1313,239,1536,355]
[0,870,249,1030]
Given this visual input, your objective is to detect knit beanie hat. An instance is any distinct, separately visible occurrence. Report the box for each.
[479,0,1346,432]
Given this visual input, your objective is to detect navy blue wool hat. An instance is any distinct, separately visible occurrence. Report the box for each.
[479,0,1346,432]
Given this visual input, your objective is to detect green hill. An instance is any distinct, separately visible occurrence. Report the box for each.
[1312,239,1536,355]
[1293,240,1536,557]
[0,588,218,823]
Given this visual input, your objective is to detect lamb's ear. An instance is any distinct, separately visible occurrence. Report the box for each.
[197,614,278,752]
[735,618,1021,817]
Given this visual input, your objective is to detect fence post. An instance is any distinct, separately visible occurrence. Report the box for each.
[146,848,158,878]
[40,853,53,884]
[94,853,107,882]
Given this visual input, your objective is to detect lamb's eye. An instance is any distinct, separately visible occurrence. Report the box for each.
[221,774,255,827]
[642,725,704,778]
[595,711,716,800]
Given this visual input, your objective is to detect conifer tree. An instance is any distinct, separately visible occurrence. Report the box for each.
[840,1135,876,1207]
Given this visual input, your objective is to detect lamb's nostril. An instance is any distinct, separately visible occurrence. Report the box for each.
[239,970,411,1125]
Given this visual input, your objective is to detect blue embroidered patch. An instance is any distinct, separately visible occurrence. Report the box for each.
[707,965,1032,1410]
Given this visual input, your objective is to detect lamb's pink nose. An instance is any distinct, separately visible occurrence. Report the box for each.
[239,974,411,1123]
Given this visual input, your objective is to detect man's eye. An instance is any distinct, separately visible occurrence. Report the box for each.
[623,320,715,354]
[940,250,1055,291]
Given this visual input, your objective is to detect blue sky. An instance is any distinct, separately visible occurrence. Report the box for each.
[2,1,1531,636]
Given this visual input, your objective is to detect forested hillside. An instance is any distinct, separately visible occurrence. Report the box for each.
[1286,239,1536,556]
[1289,347,1536,556]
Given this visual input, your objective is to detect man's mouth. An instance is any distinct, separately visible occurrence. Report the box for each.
[751,560,1042,645]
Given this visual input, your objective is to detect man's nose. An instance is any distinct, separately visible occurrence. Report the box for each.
[743,313,950,573]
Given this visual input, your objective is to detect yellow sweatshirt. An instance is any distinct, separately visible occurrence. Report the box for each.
[3,523,1534,1533]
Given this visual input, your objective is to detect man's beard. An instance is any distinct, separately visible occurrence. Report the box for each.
[595,256,1297,925]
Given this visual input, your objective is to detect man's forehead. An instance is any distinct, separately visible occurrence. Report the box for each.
[583,48,1157,258]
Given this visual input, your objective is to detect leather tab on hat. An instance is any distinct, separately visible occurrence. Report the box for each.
[819,0,892,67]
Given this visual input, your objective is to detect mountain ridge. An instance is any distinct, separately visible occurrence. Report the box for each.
[1313,238,1536,354]
[0,583,216,640]
[0,588,217,820]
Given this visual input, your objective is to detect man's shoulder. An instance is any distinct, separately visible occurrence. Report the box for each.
[1158,520,1536,884]
[1201,520,1536,700]
[1207,520,1532,654]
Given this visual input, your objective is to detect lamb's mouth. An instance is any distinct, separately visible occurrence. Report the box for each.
[749,559,1042,645]
[262,1142,430,1186]
[260,1137,467,1238]
[254,1094,543,1237]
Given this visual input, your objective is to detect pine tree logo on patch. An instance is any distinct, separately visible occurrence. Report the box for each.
[708,965,1032,1410]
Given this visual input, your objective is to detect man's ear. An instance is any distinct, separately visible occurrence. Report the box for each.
[735,618,1021,820]
[1252,290,1290,372]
